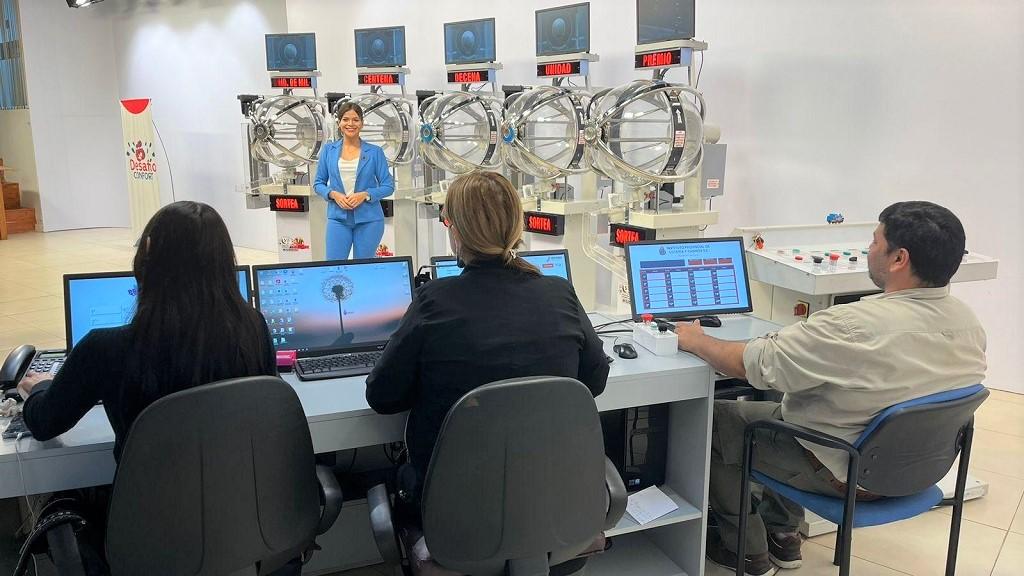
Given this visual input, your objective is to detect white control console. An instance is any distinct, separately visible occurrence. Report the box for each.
[632,322,678,356]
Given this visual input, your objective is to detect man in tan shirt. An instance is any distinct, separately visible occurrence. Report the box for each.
[677,201,987,576]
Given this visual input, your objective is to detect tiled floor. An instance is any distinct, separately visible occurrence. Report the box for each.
[3,228,1023,576]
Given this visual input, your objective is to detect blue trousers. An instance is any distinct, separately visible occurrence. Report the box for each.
[325,217,385,260]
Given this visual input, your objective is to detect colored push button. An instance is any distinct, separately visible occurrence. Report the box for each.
[843,251,851,256]
[641,313,654,324]
[795,255,804,261]
[792,248,801,254]
[849,256,858,262]
[812,256,824,264]
[829,253,841,261]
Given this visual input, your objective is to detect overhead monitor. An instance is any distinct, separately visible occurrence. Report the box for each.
[636,0,695,46]
[536,3,590,57]
[624,238,752,321]
[444,18,497,65]
[252,257,414,356]
[265,33,318,72]
[431,249,572,283]
[64,267,252,349]
[354,26,407,68]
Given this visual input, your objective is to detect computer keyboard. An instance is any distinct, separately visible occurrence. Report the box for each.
[295,351,384,381]
[3,413,30,440]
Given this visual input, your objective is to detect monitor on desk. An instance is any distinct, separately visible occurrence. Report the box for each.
[431,249,573,282]
[63,267,253,350]
[624,237,752,321]
[252,257,414,357]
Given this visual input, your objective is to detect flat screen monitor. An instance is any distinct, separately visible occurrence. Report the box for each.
[636,0,695,46]
[536,3,590,57]
[624,238,752,320]
[444,18,497,65]
[354,26,407,67]
[64,267,252,349]
[431,249,572,283]
[265,33,317,72]
[253,257,414,356]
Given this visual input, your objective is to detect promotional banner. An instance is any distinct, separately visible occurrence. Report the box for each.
[120,99,161,238]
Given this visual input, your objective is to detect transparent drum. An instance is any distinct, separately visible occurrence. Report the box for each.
[248,94,326,168]
[334,94,415,165]
[585,80,705,187]
[418,92,503,174]
[501,86,590,180]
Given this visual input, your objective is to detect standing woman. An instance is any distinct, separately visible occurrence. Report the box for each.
[314,102,395,260]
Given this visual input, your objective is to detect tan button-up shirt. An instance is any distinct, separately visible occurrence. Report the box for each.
[742,286,987,481]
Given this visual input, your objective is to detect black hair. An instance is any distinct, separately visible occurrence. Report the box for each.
[878,201,965,287]
[335,102,364,121]
[129,201,273,402]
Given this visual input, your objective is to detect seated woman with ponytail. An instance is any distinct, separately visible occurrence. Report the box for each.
[365,171,609,520]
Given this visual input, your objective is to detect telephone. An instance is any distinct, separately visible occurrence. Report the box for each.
[1,345,36,391]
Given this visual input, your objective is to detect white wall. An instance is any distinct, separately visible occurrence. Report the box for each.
[110,0,289,251]
[0,109,40,218]
[18,1,128,231]
[287,0,1022,392]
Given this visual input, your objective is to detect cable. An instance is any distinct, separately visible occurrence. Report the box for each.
[342,448,358,474]
[699,197,713,232]
[592,319,634,331]
[596,329,632,337]
[15,433,35,527]
[695,51,704,88]
[152,120,177,203]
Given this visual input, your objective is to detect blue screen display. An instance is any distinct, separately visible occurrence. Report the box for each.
[444,18,496,65]
[355,26,407,67]
[637,0,695,45]
[625,238,751,319]
[65,269,251,348]
[254,259,413,354]
[433,251,571,281]
[266,33,317,71]
[536,3,590,57]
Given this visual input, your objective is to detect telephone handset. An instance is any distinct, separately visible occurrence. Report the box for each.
[1,345,36,391]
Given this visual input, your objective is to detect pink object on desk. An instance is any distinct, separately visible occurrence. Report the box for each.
[276,350,297,368]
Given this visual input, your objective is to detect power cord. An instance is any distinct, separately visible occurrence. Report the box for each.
[152,120,177,203]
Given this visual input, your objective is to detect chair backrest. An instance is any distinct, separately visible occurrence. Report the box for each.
[421,377,607,576]
[106,376,320,576]
[855,385,988,497]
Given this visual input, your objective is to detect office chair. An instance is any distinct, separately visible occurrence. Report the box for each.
[736,384,989,576]
[105,376,343,576]
[368,376,628,576]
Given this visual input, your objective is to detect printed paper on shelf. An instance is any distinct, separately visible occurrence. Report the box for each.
[120,99,161,239]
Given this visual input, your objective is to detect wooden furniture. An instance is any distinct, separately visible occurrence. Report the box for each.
[0,158,35,237]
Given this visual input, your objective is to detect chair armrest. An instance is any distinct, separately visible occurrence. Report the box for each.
[744,419,858,457]
[604,456,627,530]
[367,483,403,566]
[315,465,343,535]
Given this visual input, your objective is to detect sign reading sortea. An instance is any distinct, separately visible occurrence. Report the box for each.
[120,99,161,238]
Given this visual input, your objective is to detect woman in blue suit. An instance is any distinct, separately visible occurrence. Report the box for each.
[314,102,395,260]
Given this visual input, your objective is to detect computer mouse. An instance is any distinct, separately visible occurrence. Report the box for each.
[698,315,722,328]
[613,343,638,359]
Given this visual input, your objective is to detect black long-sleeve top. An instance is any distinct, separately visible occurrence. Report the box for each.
[365,258,610,484]
[23,324,277,461]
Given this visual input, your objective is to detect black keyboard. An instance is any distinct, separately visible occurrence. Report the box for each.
[3,413,30,440]
[295,351,384,381]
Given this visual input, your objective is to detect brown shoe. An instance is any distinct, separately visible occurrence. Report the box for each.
[706,528,777,576]
[768,531,803,569]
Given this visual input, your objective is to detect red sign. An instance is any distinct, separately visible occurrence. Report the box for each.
[269,195,309,213]
[447,70,487,84]
[358,73,400,85]
[634,49,683,69]
[271,76,314,89]
[609,223,655,248]
[537,61,582,77]
[523,211,565,236]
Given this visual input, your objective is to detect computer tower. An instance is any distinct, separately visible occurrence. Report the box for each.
[601,404,669,492]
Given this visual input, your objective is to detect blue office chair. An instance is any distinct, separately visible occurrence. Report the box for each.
[736,384,989,576]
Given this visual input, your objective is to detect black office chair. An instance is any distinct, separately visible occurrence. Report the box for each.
[105,376,343,576]
[368,376,628,576]
[736,384,989,576]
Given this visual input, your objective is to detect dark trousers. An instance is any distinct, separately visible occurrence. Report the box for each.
[710,400,847,555]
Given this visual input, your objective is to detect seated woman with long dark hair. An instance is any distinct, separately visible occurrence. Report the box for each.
[18,201,277,460]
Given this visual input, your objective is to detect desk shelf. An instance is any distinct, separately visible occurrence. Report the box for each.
[605,485,702,538]
[587,532,691,576]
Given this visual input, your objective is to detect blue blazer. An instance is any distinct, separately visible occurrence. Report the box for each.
[314,140,395,224]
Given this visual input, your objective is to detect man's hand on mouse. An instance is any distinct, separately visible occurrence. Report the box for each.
[674,320,705,352]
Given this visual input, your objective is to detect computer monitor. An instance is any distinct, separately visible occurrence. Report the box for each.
[444,18,497,65]
[430,249,573,282]
[252,257,414,356]
[536,3,590,57]
[354,26,407,68]
[265,33,317,72]
[63,267,253,349]
[624,238,752,320]
[636,0,695,46]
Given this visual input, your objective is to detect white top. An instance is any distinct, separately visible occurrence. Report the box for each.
[338,155,359,196]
